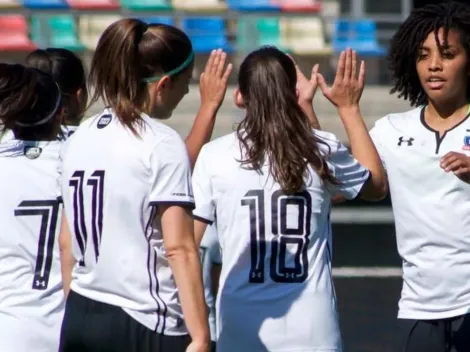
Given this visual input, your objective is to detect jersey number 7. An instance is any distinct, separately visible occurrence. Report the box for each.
[14,200,60,290]
[69,170,105,267]
[241,190,312,284]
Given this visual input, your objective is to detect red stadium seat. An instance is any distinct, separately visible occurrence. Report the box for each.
[0,16,36,51]
[279,0,322,13]
[67,0,119,9]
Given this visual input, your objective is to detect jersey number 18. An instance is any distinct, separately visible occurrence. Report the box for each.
[241,190,311,284]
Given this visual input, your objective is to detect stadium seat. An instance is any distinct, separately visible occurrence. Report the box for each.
[139,16,174,26]
[281,17,332,55]
[0,16,36,51]
[120,0,171,11]
[333,19,386,56]
[78,15,121,50]
[279,0,321,12]
[67,0,119,10]
[22,0,68,9]
[181,17,233,53]
[173,0,226,11]
[257,18,286,49]
[0,0,21,8]
[31,15,84,51]
[227,0,280,12]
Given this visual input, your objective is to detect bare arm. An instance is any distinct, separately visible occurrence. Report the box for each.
[59,211,75,297]
[194,219,208,246]
[318,49,387,201]
[161,205,210,350]
[185,49,232,168]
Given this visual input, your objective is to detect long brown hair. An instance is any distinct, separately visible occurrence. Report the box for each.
[89,18,193,134]
[236,47,337,193]
[0,63,62,141]
[26,48,87,126]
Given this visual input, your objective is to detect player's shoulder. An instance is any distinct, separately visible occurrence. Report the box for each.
[313,129,343,155]
[199,132,239,159]
[141,114,183,145]
[372,106,423,135]
[0,139,63,161]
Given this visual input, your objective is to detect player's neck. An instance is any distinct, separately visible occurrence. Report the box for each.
[426,97,469,121]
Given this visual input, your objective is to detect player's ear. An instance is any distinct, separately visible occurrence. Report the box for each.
[233,88,245,109]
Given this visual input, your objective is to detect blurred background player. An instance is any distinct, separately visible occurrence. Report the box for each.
[58,18,231,352]
[369,2,470,350]
[191,47,387,352]
[200,225,222,352]
[0,63,65,352]
[0,48,87,142]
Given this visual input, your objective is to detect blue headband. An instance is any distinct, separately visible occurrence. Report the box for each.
[143,52,195,83]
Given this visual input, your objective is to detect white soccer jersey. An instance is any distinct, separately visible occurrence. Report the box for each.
[0,140,65,352]
[60,109,194,335]
[370,106,470,320]
[200,224,221,341]
[192,131,370,352]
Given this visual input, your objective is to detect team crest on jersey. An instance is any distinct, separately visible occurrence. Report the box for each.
[24,146,42,159]
[463,135,470,150]
[97,114,112,129]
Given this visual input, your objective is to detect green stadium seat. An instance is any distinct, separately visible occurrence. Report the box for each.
[237,17,289,53]
[257,18,284,48]
[31,15,84,51]
[120,0,171,11]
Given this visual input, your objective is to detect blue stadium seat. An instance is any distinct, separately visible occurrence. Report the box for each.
[22,0,68,9]
[139,16,174,26]
[181,17,233,53]
[333,19,385,56]
[227,0,280,12]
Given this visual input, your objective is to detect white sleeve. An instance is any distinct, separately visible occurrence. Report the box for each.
[148,135,194,208]
[192,145,215,224]
[369,124,387,171]
[326,141,370,200]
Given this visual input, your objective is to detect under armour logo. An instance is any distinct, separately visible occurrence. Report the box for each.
[398,137,414,146]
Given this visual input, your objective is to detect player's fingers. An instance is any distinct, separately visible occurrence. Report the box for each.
[343,48,352,82]
[454,167,469,176]
[204,50,216,74]
[443,159,464,172]
[358,60,366,88]
[210,49,222,75]
[440,153,459,167]
[334,51,346,85]
[311,64,320,82]
[351,50,358,81]
[215,51,227,78]
[317,73,329,93]
[221,63,233,84]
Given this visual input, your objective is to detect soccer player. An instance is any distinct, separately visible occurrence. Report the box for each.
[369,2,470,350]
[191,47,387,352]
[0,63,65,352]
[58,19,231,352]
[0,48,87,142]
[200,225,222,351]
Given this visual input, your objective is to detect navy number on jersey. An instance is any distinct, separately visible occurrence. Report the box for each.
[14,200,60,290]
[241,190,311,284]
[69,170,105,266]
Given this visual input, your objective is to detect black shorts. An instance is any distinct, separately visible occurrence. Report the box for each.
[59,290,191,352]
[397,314,470,352]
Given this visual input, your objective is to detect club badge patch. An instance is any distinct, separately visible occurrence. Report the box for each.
[24,146,42,159]
[463,135,470,151]
[97,114,112,129]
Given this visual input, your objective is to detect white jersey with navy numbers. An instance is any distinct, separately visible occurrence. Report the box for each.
[59,109,194,335]
[192,131,369,352]
[200,225,221,342]
[370,106,470,320]
[0,140,65,352]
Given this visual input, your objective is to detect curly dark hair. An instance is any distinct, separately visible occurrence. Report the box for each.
[389,1,470,106]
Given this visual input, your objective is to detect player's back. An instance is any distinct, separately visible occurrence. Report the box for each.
[0,139,64,352]
[60,109,190,334]
[193,131,368,352]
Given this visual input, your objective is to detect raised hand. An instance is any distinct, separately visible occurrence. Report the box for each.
[440,152,470,183]
[199,49,233,111]
[289,55,320,104]
[317,48,365,109]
